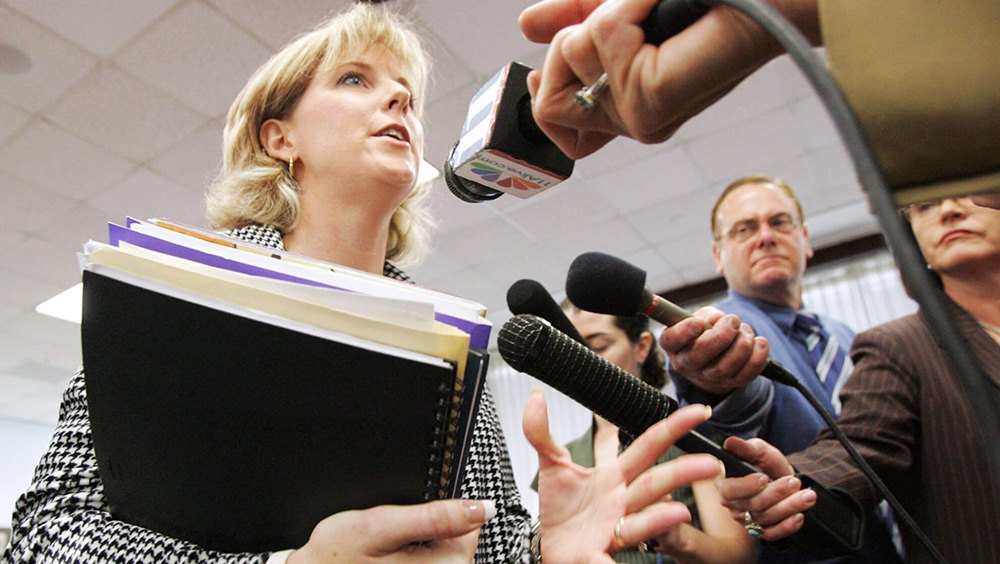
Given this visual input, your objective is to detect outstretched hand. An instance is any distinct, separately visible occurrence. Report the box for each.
[287,499,491,563]
[524,390,723,561]
[717,435,817,542]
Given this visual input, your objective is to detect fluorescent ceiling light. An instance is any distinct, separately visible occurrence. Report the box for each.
[418,158,440,185]
[35,283,82,324]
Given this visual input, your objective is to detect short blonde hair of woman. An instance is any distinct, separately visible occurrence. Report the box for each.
[206,3,434,265]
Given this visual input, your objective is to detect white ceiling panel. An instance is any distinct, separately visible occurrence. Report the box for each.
[45,64,207,162]
[1,236,80,287]
[0,5,98,112]
[0,120,136,201]
[90,168,207,227]
[147,119,226,194]
[588,145,707,215]
[209,0,355,50]
[0,177,78,235]
[0,101,30,142]
[114,1,273,116]
[3,0,179,58]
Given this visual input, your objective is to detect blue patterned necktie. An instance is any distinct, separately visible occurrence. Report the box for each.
[793,312,853,415]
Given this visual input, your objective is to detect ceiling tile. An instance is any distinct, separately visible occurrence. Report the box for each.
[0,302,19,325]
[624,190,717,250]
[89,168,208,228]
[0,325,82,373]
[208,0,354,50]
[470,243,576,299]
[114,1,272,116]
[425,177,503,232]
[0,268,64,311]
[7,311,79,350]
[0,119,136,201]
[502,183,619,241]
[410,19,477,105]
[147,119,226,194]
[549,217,649,258]
[0,176,77,235]
[433,215,536,266]
[672,57,796,142]
[413,1,541,82]
[623,248,684,294]
[45,64,207,162]
[0,380,62,425]
[791,95,842,150]
[687,107,808,184]
[574,137,674,181]
[34,203,121,250]
[0,5,98,112]
[1,236,80,287]
[588,145,707,215]
[0,101,30,143]
[4,0,178,58]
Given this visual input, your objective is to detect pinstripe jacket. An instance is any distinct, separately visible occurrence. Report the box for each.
[3,225,531,563]
[789,301,1000,563]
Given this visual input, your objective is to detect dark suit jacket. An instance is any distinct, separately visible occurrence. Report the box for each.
[789,301,1000,563]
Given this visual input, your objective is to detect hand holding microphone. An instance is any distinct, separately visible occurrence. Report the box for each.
[566,252,792,395]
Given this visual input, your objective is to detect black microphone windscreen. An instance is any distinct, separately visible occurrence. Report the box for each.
[498,314,675,439]
[506,279,586,345]
[566,252,647,315]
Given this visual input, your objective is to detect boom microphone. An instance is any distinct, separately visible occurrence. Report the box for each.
[506,279,586,346]
[445,0,711,203]
[566,251,798,387]
[498,313,864,557]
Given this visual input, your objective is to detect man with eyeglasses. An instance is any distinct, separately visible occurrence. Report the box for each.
[662,175,902,563]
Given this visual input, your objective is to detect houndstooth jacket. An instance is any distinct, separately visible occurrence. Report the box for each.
[3,224,531,563]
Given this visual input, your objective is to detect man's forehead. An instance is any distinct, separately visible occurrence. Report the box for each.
[719,183,797,220]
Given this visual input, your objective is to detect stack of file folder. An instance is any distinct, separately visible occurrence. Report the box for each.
[80,217,491,553]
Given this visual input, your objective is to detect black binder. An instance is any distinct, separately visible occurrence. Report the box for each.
[82,269,478,553]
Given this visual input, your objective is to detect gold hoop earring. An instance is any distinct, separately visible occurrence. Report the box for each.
[289,156,295,178]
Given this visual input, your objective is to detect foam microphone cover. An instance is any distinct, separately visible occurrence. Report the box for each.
[566,252,647,315]
[506,279,586,345]
[498,314,676,438]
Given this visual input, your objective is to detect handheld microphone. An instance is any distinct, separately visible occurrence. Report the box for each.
[498,313,757,476]
[445,0,711,203]
[566,251,798,387]
[499,313,864,557]
[506,279,586,346]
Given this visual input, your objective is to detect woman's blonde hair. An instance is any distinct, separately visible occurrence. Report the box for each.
[206,3,434,265]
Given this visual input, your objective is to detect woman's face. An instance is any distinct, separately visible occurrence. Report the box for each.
[566,309,650,379]
[280,46,424,206]
[908,197,1000,277]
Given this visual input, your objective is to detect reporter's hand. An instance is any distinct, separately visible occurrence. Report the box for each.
[717,436,816,542]
[524,390,724,561]
[519,0,821,159]
[660,307,769,395]
[288,499,492,563]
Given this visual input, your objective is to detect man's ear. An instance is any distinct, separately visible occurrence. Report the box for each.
[802,225,815,260]
[260,118,294,162]
[712,240,725,275]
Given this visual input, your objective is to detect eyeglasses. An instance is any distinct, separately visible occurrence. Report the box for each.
[722,213,800,242]
[901,197,974,222]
